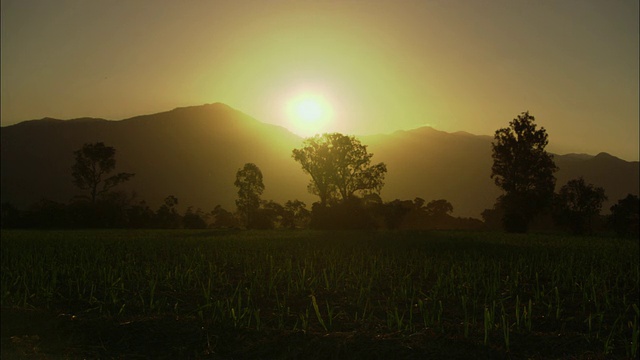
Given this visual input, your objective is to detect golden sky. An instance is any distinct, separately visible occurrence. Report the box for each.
[1,0,638,160]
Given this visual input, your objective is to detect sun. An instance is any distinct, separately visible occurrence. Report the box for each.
[294,99,323,122]
[286,93,333,137]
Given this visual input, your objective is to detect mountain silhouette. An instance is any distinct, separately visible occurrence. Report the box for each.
[361,129,639,217]
[1,103,310,213]
[2,103,638,218]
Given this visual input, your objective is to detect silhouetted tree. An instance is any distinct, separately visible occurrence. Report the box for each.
[93,190,134,228]
[382,199,415,229]
[310,196,376,229]
[155,195,181,228]
[127,200,155,228]
[260,200,285,229]
[481,205,504,230]
[292,133,387,206]
[183,207,208,229]
[609,194,639,237]
[282,200,311,229]
[211,205,239,229]
[554,177,606,235]
[72,142,135,203]
[491,111,557,233]
[234,163,265,228]
[425,199,453,217]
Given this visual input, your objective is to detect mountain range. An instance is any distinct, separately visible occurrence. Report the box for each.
[2,103,638,218]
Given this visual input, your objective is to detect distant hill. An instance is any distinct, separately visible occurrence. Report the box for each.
[2,103,638,218]
[1,103,311,213]
[360,129,639,217]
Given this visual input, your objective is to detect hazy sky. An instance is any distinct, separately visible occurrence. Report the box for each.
[2,0,638,160]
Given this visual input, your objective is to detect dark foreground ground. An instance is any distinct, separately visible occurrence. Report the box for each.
[1,230,638,359]
[2,307,617,359]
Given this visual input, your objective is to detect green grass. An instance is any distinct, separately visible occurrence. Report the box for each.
[1,229,638,359]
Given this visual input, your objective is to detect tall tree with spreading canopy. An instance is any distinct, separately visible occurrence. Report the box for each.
[234,163,265,228]
[72,142,135,203]
[292,133,387,206]
[491,111,557,232]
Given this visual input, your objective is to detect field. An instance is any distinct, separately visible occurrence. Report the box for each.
[1,230,638,359]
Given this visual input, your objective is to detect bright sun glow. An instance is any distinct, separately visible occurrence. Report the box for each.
[286,93,333,137]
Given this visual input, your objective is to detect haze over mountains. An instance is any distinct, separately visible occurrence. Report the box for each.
[2,103,638,218]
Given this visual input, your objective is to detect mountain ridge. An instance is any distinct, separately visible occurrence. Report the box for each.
[2,103,637,218]
[4,105,636,163]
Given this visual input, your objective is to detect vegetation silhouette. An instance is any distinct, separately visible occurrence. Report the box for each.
[609,194,639,237]
[1,104,637,219]
[553,177,607,235]
[0,108,637,235]
[378,197,483,230]
[72,142,135,203]
[154,195,182,228]
[292,133,387,206]
[491,111,557,233]
[282,199,312,229]
[292,133,387,229]
[234,163,265,229]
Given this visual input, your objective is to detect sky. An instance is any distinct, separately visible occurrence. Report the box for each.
[1,0,638,161]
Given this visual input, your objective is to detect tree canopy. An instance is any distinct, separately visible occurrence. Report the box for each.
[609,194,639,237]
[554,177,606,235]
[491,112,557,232]
[292,133,387,206]
[425,199,454,217]
[71,142,134,203]
[234,163,265,228]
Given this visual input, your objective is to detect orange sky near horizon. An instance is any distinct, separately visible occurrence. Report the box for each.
[1,0,638,161]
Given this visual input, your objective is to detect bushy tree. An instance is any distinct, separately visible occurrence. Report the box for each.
[381,199,415,229]
[554,177,606,235]
[234,163,265,228]
[491,112,557,232]
[72,142,134,203]
[425,199,453,217]
[211,205,239,229]
[609,194,639,237]
[292,133,387,206]
[127,200,155,228]
[183,207,208,229]
[282,200,311,229]
[310,196,376,229]
[155,195,181,228]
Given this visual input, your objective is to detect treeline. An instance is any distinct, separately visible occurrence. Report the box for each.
[0,194,305,230]
[1,113,639,236]
[1,184,636,236]
[0,192,484,231]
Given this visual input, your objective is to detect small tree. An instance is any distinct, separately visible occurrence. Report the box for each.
[491,112,557,232]
[554,177,606,235]
[234,163,265,228]
[72,142,134,203]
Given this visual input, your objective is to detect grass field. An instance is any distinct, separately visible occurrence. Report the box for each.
[1,229,638,359]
